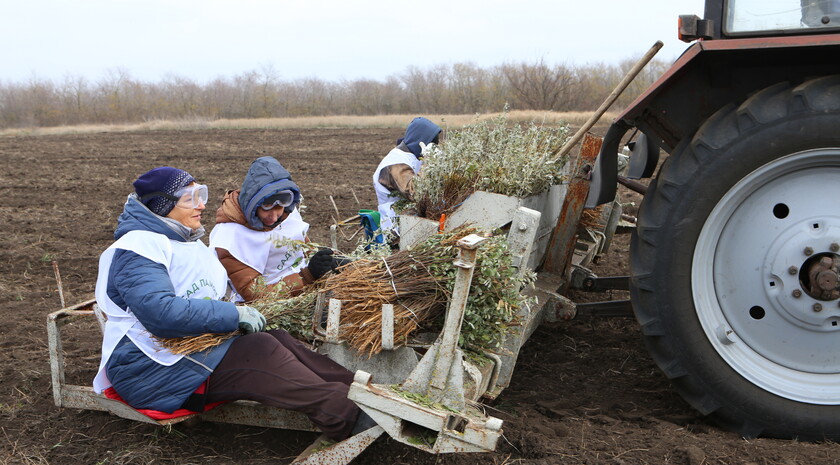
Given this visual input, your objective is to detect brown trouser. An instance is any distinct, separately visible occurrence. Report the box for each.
[206,330,360,440]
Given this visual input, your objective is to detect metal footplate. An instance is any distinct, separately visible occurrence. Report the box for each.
[291,425,384,465]
[348,370,502,453]
[348,234,503,454]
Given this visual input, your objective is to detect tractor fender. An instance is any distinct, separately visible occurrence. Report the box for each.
[586,33,840,208]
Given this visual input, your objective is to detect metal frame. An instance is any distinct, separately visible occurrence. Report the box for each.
[349,235,504,453]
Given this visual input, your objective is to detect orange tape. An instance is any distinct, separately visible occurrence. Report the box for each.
[438,213,446,233]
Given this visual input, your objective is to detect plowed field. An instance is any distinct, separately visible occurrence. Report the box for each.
[1,128,837,464]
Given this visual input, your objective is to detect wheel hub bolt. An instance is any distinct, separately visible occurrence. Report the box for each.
[804,247,814,256]
[788,266,798,275]
[831,243,840,252]
[814,303,823,312]
[793,289,803,298]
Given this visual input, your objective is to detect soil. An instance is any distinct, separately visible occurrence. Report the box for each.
[2,127,839,464]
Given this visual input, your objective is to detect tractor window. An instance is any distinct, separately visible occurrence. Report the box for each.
[725,0,840,33]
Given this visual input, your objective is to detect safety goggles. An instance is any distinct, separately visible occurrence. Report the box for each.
[171,184,208,209]
[140,183,209,209]
[260,190,295,210]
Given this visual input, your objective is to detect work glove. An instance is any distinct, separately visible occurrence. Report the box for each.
[236,305,266,334]
[307,248,337,280]
[419,141,439,157]
[333,254,354,269]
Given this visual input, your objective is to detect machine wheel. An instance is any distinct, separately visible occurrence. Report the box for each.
[631,76,840,440]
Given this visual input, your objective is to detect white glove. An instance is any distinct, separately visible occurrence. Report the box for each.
[419,141,439,157]
[236,306,266,334]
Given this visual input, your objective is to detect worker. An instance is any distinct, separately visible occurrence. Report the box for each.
[209,156,340,302]
[93,166,374,440]
[372,116,442,233]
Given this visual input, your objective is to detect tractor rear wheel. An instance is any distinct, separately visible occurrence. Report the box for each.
[631,76,840,440]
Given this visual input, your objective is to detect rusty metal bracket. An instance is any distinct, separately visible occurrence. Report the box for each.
[291,426,384,465]
[348,371,502,454]
[543,133,603,276]
[401,234,487,410]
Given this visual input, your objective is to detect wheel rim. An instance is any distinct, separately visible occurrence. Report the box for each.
[693,148,840,404]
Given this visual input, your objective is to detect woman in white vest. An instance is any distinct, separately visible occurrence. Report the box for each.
[372,117,442,233]
[94,167,372,440]
[210,156,340,302]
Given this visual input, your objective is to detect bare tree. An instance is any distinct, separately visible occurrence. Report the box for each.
[0,58,671,128]
[501,59,582,111]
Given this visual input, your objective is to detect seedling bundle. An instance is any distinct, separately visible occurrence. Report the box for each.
[408,112,570,219]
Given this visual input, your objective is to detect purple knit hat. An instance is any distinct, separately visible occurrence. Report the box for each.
[133,167,195,216]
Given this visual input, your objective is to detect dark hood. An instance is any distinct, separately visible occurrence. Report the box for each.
[238,156,301,230]
[401,117,442,158]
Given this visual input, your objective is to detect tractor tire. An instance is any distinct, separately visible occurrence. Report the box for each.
[630,75,840,440]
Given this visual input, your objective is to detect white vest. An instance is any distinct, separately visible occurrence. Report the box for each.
[372,148,422,231]
[209,209,309,293]
[93,230,230,393]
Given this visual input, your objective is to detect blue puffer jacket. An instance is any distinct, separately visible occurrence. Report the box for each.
[104,197,239,412]
[239,156,301,230]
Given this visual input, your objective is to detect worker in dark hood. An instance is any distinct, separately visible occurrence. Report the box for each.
[210,156,339,302]
[372,116,442,232]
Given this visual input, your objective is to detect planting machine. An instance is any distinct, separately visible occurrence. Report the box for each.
[48,130,628,463]
[47,0,840,461]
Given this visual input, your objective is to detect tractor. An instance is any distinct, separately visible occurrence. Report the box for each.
[586,0,840,441]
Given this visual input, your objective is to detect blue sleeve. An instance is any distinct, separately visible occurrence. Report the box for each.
[108,249,239,338]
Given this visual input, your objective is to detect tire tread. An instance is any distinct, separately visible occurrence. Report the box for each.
[630,76,840,440]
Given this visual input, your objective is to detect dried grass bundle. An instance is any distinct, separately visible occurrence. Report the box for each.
[321,227,535,356]
[320,250,452,357]
[156,331,238,356]
[156,285,319,355]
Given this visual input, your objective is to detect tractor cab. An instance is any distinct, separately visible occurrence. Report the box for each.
[681,0,840,41]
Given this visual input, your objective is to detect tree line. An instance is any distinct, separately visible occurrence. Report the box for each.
[0,58,670,128]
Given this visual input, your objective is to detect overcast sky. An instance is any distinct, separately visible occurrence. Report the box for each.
[1,0,706,85]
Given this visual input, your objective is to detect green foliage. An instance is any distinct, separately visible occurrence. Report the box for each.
[406,431,438,447]
[344,229,398,260]
[259,227,535,353]
[409,229,536,349]
[251,283,317,340]
[411,112,570,219]
[389,385,459,414]
[464,349,492,367]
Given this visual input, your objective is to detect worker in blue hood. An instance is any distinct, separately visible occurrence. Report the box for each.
[210,156,341,302]
[372,117,442,232]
